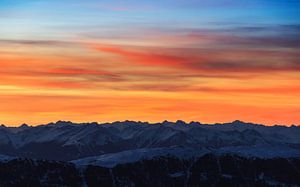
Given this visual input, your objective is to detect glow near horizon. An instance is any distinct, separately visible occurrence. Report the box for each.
[0,0,300,126]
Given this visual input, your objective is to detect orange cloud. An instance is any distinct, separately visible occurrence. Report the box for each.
[1,27,300,126]
[85,41,300,75]
[87,43,200,68]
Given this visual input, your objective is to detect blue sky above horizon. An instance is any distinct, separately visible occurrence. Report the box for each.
[1,0,299,38]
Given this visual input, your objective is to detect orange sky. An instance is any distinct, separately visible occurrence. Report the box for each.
[1,1,300,126]
[1,35,299,126]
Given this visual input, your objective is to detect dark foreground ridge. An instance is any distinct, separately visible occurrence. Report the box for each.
[1,154,300,187]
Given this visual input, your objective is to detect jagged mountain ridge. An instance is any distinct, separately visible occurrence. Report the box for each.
[0,120,300,161]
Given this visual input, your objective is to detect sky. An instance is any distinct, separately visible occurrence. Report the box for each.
[0,0,300,126]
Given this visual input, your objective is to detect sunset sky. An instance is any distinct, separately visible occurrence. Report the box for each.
[0,0,300,126]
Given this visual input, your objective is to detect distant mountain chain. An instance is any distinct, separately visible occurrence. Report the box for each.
[1,120,300,186]
[0,120,300,162]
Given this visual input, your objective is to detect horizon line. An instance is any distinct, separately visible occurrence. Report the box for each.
[1,119,299,128]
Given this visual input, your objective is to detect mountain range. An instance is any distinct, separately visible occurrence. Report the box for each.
[1,120,300,161]
[1,120,300,186]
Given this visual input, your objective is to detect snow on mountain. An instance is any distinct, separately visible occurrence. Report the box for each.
[2,122,121,148]
[0,120,299,161]
[73,144,300,168]
[216,145,300,158]
[72,147,209,168]
[0,154,15,162]
[0,129,11,145]
[201,120,300,143]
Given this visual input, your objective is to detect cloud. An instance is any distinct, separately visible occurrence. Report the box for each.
[0,39,73,47]
[87,43,193,68]
[86,41,300,74]
[1,24,300,93]
[81,24,300,78]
